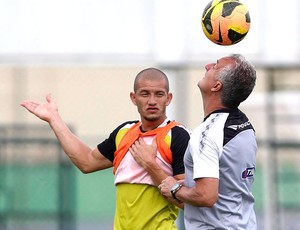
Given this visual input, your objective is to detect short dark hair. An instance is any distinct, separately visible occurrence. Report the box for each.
[134,68,169,92]
[217,54,256,108]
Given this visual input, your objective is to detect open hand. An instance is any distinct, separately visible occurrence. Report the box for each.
[20,93,58,122]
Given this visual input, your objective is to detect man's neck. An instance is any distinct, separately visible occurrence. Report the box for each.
[202,95,227,117]
[140,117,169,131]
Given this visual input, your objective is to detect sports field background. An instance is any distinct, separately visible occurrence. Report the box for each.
[1,160,300,230]
[1,0,300,229]
[1,65,300,230]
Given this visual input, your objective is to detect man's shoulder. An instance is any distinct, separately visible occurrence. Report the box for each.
[116,120,139,130]
[170,121,191,146]
[109,120,139,139]
[171,121,191,135]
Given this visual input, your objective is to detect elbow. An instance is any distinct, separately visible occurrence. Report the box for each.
[194,194,218,208]
[80,168,91,174]
[192,178,219,207]
[78,164,94,174]
[203,195,218,208]
[203,198,217,208]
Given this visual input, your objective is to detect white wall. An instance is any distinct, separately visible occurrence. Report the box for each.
[0,0,299,65]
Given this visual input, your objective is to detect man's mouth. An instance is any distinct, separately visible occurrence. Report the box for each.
[147,107,158,112]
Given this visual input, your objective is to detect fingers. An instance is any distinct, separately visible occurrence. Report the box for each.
[159,176,179,197]
[20,93,52,108]
[158,180,171,197]
[136,137,144,146]
[46,93,52,103]
[130,140,139,152]
[20,93,55,113]
[129,146,136,158]
[158,183,167,195]
[177,179,185,185]
[131,138,144,152]
[20,101,39,112]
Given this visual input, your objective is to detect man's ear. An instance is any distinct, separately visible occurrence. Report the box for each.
[130,92,137,105]
[166,92,173,106]
[211,81,222,92]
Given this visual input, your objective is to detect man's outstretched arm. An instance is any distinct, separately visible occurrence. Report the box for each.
[20,94,112,173]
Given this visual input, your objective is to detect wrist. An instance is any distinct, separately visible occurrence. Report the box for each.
[49,114,69,134]
[170,182,183,202]
[48,111,61,125]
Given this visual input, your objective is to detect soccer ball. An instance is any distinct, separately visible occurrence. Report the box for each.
[201,0,251,46]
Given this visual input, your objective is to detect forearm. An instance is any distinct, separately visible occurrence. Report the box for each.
[144,161,169,186]
[175,178,218,207]
[175,187,212,207]
[49,113,94,172]
[20,95,110,172]
[145,162,185,208]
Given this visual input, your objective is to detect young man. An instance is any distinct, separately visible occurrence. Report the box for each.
[159,54,257,230]
[20,68,190,230]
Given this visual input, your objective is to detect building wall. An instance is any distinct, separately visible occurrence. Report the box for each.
[0,65,293,144]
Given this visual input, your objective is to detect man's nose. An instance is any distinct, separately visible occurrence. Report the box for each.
[148,95,156,104]
[205,63,213,71]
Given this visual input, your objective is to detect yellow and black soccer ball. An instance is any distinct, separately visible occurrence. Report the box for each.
[202,0,251,46]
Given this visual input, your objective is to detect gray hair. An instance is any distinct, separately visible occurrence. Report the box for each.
[216,54,256,108]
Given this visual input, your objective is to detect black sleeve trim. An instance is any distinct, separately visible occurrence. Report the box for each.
[97,120,139,162]
[170,126,190,176]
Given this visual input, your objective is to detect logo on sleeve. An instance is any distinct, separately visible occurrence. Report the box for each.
[242,167,255,179]
[228,121,251,131]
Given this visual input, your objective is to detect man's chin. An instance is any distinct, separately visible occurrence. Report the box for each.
[144,115,160,122]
